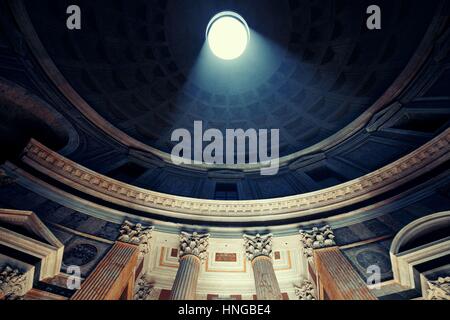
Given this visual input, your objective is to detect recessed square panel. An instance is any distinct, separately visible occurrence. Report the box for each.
[215,253,237,262]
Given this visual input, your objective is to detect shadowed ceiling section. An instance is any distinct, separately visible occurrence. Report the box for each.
[23,0,439,156]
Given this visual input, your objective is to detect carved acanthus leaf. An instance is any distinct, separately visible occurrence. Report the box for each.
[118,220,154,257]
[243,233,273,261]
[426,277,450,300]
[299,225,336,259]
[294,279,316,300]
[0,265,26,300]
[179,232,210,261]
[134,276,153,300]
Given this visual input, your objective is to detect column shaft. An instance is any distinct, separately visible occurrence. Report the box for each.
[314,247,377,300]
[170,255,201,300]
[252,256,282,300]
[71,242,139,300]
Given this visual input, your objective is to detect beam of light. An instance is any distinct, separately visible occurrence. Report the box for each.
[206,12,250,61]
[171,10,314,164]
[187,30,288,95]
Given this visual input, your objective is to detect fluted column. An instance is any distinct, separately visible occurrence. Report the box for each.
[314,247,377,300]
[170,255,201,300]
[117,220,154,279]
[170,232,209,300]
[244,234,282,300]
[299,226,377,300]
[71,242,139,300]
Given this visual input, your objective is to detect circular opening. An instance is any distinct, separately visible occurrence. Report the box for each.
[206,11,250,60]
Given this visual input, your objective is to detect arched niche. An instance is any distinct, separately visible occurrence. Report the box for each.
[390,211,450,289]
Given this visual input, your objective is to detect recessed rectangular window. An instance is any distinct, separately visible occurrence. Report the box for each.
[306,165,345,188]
[170,248,179,257]
[214,183,238,200]
[108,162,147,183]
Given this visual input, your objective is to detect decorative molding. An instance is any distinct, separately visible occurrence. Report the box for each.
[391,211,450,256]
[426,277,450,300]
[294,279,316,300]
[118,220,154,257]
[179,232,210,261]
[299,225,336,259]
[5,159,449,237]
[0,265,26,300]
[0,209,64,281]
[243,233,273,261]
[19,130,450,221]
[390,212,450,288]
[49,222,114,245]
[393,237,450,289]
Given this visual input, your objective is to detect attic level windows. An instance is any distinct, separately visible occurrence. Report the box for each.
[214,183,239,200]
[108,162,147,184]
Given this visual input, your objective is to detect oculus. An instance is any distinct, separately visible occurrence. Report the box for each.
[206,11,250,60]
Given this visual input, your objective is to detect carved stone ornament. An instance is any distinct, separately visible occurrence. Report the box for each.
[23,131,450,220]
[118,220,154,256]
[134,276,153,300]
[243,233,273,261]
[0,265,26,300]
[299,225,336,258]
[294,279,316,300]
[179,232,210,261]
[426,277,450,300]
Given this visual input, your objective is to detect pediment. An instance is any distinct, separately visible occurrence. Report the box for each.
[0,209,62,248]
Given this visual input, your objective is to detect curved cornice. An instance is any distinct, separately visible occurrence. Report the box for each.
[8,0,448,171]
[4,160,449,236]
[19,128,450,223]
[390,211,450,255]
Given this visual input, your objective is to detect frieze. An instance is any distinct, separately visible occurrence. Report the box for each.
[20,129,450,219]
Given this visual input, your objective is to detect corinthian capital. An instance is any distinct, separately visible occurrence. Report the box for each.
[299,225,336,259]
[134,276,153,300]
[243,233,273,261]
[179,231,210,261]
[426,277,450,300]
[0,265,26,300]
[118,220,154,256]
[294,279,316,300]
